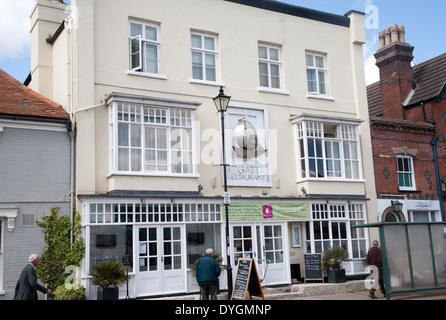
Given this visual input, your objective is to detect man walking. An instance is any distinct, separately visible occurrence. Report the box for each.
[196,248,221,300]
[366,240,386,299]
[14,254,52,300]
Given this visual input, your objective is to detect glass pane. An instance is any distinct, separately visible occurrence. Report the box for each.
[164,228,171,241]
[131,149,142,171]
[173,227,181,240]
[204,36,215,50]
[131,124,141,147]
[264,226,272,238]
[118,123,129,146]
[270,64,280,76]
[164,242,172,255]
[174,256,182,269]
[118,148,129,171]
[149,257,157,271]
[274,226,282,237]
[149,228,156,241]
[145,25,157,41]
[205,53,215,67]
[191,34,201,48]
[265,239,273,251]
[174,242,181,254]
[274,238,283,250]
[315,56,325,68]
[275,251,283,263]
[408,225,435,288]
[140,258,147,271]
[243,226,252,238]
[149,242,157,256]
[258,46,268,59]
[130,23,142,37]
[139,228,147,241]
[233,227,241,238]
[269,48,279,61]
[164,257,172,270]
[305,54,314,67]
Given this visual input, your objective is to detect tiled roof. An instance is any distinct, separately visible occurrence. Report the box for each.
[406,52,446,106]
[366,81,383,117]
[0,68,68,121]
[367,52,446,115]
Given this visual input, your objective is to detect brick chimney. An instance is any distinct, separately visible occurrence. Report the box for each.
[374,25,414,119]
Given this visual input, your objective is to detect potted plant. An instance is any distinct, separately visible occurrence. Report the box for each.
[322,246,350,283]
[190,251,224,277]
[90,259,129,300]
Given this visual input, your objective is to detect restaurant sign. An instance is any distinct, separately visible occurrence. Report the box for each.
[225,202,310,221]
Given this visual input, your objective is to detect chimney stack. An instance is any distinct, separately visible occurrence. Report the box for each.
[375,25,414,120]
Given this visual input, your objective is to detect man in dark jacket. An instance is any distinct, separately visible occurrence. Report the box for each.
[14,254,51,300]
[196,248,221,300]
[366,240,386,299]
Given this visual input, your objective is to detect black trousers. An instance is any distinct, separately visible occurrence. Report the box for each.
[200,284,218,300]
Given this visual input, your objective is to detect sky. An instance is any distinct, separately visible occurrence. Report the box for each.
[1,0,446,86]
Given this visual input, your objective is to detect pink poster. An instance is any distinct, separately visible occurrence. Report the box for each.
[262,205,273,219]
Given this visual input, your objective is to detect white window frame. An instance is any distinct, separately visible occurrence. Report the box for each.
[128,20,164,77]
[106,94,200,177]
[408,210,440,222]
[396,155,416,191]
[258,44,282,90]
[291,115,363,182]
[305,203,367,258]
[190,32,218,83]
[306,52,328,96]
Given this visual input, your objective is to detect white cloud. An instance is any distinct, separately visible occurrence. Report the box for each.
[363,33,380,85]
[0,0,35,60]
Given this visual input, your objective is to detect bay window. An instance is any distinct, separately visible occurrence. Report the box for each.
[292,115,363,181]
[108,94,198,176]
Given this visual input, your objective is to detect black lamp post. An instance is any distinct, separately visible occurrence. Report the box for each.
[213,86,233,299]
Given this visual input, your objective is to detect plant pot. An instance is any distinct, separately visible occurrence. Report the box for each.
[97,287,119,300]
[327,269,346,283]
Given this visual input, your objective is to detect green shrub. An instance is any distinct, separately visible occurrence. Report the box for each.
[54,285,86,300]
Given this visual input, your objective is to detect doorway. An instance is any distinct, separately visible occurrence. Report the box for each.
[135,225,185,297]
[230,222,289,286]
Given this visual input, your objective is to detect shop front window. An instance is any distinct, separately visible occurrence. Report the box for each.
[305,203,367,259]
[186,223,222,268]
[90,225,133,271]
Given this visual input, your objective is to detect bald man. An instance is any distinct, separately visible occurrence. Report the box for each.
[14,254,52,300]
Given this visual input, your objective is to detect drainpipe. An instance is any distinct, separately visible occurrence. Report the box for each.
[67,120,76,248]
[422,102,445,221]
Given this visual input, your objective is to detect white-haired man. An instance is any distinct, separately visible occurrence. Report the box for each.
[14,254,52,300]
[195,248,221,300]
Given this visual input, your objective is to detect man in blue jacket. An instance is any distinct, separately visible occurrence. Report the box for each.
[196,248,221,300]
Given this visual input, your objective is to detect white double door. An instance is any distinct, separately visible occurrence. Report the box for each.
[135,225,185,297]
[230,222,290,286]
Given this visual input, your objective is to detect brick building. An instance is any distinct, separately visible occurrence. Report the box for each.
[0,68,71,299]
[367,24,446,222]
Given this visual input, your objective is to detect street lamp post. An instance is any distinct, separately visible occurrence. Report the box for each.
[213,86,233,299]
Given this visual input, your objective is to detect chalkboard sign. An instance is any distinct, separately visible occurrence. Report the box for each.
[304,253,324,283]
[231,258,264,300]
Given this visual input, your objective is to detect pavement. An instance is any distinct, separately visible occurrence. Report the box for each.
[146,280,446,301]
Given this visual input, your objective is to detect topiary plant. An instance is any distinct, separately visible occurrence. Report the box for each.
[90,259,129,289]
[322,245,350,270]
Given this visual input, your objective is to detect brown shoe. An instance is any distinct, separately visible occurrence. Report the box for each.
[369,294,378,299]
